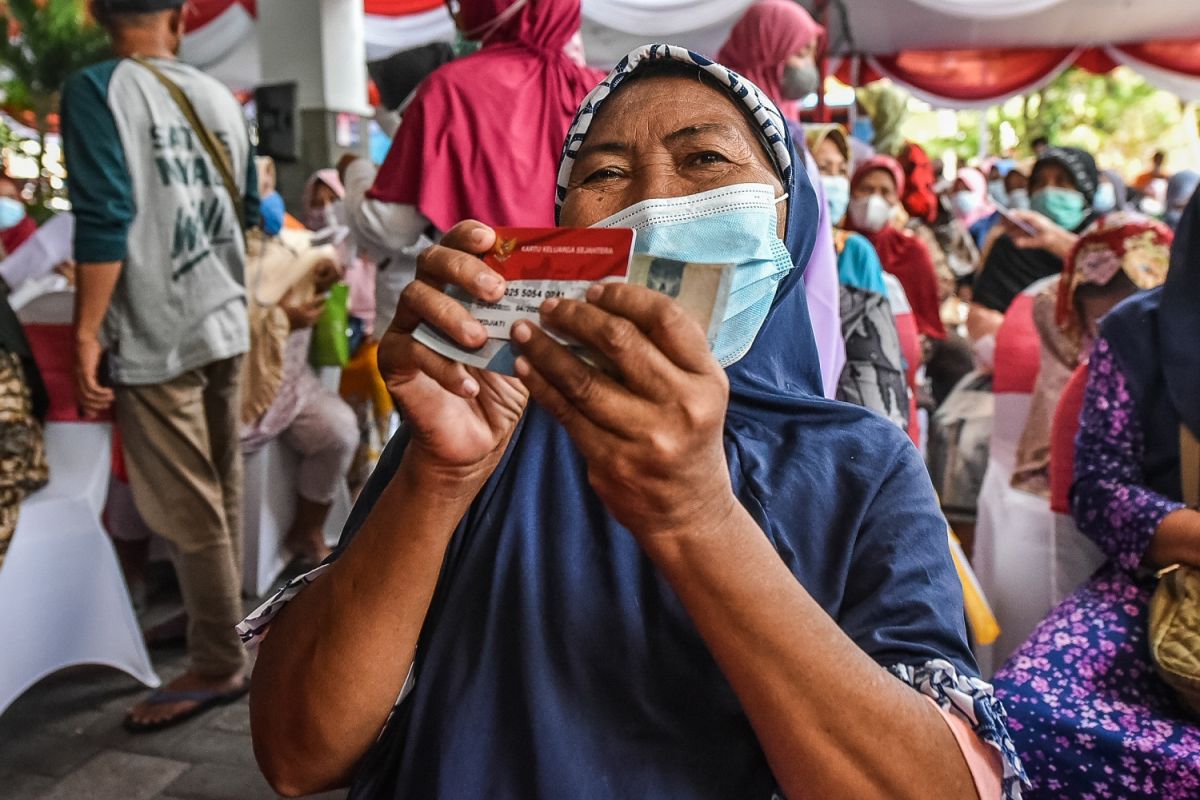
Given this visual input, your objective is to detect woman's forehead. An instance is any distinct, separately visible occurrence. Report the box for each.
[583,75,775,164]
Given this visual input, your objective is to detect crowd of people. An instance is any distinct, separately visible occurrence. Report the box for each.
[1,0,1199,797]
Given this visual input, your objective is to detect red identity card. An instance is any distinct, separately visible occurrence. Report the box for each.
[411,227,636,375]
[456,227,637,339]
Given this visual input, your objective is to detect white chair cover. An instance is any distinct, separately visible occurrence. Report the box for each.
[0,423,159,717]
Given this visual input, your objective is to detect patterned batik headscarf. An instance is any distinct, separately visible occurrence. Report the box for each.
[1057,211,1173,332]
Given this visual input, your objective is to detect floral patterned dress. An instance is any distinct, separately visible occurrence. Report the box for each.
[993,337,1200,798]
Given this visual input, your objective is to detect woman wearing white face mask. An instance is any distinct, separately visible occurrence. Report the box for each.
[953,167,997,250]
[846,156,947,446]
[806,124,909,431]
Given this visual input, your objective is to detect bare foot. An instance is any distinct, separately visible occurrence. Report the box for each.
[125,670,246,730]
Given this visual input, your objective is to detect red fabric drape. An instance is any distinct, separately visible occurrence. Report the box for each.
[874,47,1075,103]
[185,0,254,30]
[1116,40,1200,75]
[365,0,447,14]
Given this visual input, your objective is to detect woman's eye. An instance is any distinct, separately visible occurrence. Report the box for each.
[583,167,623,184]
[689,151,730,166]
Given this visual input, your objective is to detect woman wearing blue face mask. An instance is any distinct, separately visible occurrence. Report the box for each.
[0,175,37,265]
[968,147,1098,351]
[245,46,1025,800]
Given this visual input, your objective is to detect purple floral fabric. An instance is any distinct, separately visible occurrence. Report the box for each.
[994,336,1200,799]
[1070,338,1186,572]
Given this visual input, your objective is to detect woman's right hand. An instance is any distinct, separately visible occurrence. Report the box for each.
[379,220,528,474]
[1003,209,1079,260]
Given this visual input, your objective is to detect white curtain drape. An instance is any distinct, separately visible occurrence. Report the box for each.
[903,0,1070,20]
[580,0,755,36]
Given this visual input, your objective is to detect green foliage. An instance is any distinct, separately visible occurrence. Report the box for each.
[0,0,109,202]
[920,67,1183,168]
[0,0,109,106]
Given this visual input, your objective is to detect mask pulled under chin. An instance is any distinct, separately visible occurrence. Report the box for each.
[591,182,794,368]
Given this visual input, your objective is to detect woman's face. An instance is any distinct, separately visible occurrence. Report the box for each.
[1004,170,1028,194]
[0,179,22,203]
[310,181,339,209]
[559,75,787,237]
[784,41,818,72]
[851,169,898,204]
[813,137,846,178]
[1030,162,1076,194]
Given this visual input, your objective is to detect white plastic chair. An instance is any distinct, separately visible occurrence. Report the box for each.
[242,439,351,596]
[0,423,160,717]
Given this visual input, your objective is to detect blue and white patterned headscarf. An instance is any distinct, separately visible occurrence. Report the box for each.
[555,44,793,213]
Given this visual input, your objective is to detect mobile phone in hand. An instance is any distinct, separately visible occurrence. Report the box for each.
[995,202,1038,237]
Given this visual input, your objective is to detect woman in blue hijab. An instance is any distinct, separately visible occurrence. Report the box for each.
[243,46,1025,800]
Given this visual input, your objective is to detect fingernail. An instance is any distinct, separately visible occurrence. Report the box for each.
[462,376,479,396]
[541,297,560,314]
[586,284,603,301]
[514,356,530,377]
[463,319,486,341]
[471,227,489,245]
[512,321,532,343]
[477,272,500,292]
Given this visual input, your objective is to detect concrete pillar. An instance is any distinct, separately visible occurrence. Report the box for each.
[257,0,371,207]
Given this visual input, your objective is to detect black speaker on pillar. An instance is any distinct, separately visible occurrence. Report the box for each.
[254,82,297,163]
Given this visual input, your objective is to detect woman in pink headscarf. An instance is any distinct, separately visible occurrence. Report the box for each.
[952,167,998,250]
[343,0,603,336]
[717,0,845,397]
[716,0,825,121]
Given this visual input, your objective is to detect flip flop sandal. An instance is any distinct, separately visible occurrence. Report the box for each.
[122,683,249,734]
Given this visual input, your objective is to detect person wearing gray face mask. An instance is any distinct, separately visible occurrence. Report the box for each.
[716,0,825,122]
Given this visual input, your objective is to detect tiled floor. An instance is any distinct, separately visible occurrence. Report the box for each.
[0,576,343,800]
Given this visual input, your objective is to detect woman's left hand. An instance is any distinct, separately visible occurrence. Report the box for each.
[512,283,738,543]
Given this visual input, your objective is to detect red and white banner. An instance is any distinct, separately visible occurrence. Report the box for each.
[182,0,1200,104]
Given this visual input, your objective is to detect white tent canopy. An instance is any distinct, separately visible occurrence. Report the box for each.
[183,0,1200,103]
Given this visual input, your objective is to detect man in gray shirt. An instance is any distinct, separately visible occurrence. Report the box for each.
[63,0,258,731]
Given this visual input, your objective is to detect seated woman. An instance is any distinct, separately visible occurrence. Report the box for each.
[967,147,1098,357]
[1012,212,1171,497]
[952,167,997,252]
[994,198,1200,798]
[806,123,908,430]
[242,46,1025,800]
[241,231,358,566]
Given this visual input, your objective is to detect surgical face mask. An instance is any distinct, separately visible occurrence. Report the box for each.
[780,62,820,100]
[821,175,850,225]
[1093,182,1117,214]
[952,190,980,218]
[0,197,26,231]
[987,179,1008,207]
[848,194,893,233]
[1007,188,1030,211]
[852,117,875,145]
[592,183,793,368]
[1031,186,1088,231]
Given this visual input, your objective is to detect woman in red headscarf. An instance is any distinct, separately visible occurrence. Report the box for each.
[342,0,603,333]
[715,0,825,122]
[846,156,947,341]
